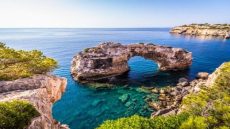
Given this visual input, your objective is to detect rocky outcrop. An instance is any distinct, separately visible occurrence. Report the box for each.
[170,24,230,39]
[71,42,192,82]
[0,75,68,129]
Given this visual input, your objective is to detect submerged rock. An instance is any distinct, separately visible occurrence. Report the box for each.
[136,87,151,93]
[125,101,132,107]
[119,94,130,103]
[71,42,192,82]
[87,82,114,89]
[92,99,104,107]
[151,88,159,94]
[148,102,160,110]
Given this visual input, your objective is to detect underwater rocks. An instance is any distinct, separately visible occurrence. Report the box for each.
[71,42,192,82]
[170,23,230,39]
[119,94,130,103]
[0,75,68,129]
[147,73,209,117]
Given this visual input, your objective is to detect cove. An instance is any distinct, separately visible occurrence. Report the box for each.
[53,56,187,129]
[0,28,230,129]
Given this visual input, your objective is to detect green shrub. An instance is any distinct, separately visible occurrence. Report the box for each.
[181,62,230,128]
[97,113,189,129]
[179,116,208,129]
[83,48,90,53]
[97,115,153,129]
[150,113,189,129]
[0,42,57,80]
[0,100,39,129]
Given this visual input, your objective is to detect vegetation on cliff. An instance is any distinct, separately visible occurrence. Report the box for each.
[181,62,230,128]
[0,42,57,80]
[0,100,39,129]
[170,23,230,39]
[181,23,230,30]
[98,62,230,129]
[97,113,189,129]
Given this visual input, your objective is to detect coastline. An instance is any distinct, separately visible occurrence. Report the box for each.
[170,24,230,39]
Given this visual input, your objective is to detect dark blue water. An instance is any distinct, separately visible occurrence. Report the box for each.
[0,28,230,129]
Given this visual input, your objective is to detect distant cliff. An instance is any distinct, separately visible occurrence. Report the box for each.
[0,75,69,129]
[170,23,230,39]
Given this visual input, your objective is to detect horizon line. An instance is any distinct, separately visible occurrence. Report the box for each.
[0,27,173,29]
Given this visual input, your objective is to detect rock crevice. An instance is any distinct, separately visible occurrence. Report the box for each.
[71,42,192,82]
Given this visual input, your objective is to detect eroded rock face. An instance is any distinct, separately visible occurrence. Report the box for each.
[0,75,68,129]
[170,24,230,39]
[71,42,192,82]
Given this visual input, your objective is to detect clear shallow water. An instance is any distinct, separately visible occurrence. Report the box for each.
[1,28,230,129]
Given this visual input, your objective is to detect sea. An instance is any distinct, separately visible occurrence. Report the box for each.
[0,28,230,129]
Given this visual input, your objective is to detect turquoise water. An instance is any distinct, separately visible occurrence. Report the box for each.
[1,28,230,129]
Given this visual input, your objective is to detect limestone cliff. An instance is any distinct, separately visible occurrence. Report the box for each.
[0,75,69,129]
[71,42,192,82]
[170,24,230,39]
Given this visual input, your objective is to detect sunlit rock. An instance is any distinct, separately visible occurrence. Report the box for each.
[170,23,230,39]
[71,42,192,82]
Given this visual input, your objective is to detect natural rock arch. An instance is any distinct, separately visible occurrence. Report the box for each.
[71,42,192,82]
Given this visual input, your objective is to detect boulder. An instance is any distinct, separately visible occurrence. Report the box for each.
[178,77,189,87]
[196,72,209,80]
[151,88,159,94]
[158,94,166,101]
[148,102,160,110]
[151,107,177,117]
[159,89,165,94]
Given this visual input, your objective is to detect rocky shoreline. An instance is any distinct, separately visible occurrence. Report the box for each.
[71,42,192,82]
[170,23,230,39]
[148,72,209,117]
[0,75,69,129]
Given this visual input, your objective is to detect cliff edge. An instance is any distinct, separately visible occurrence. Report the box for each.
[0,75,69,129]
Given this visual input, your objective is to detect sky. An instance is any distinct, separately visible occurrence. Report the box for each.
[0,0,229,28]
